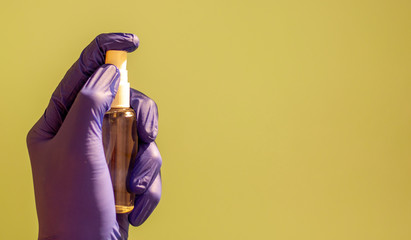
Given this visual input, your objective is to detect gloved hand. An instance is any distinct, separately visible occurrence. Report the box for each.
[26,33,162,240]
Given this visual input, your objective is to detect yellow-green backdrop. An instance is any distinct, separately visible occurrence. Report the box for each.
[1,0,410,239]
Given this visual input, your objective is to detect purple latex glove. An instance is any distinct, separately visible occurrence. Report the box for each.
[26,33,162,240]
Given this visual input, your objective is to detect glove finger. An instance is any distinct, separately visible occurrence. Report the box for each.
[53,64,120,144]
[130,88,159,143]
[33,33,139,139]
[128,141,162,195]
[129,172,162,227]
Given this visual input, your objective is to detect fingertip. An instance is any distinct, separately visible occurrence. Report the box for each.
[127,33,140,52]
[83,64,119,90]
[128,176,161,227]
[104,64,121,96]
[130,88,159,143]
[140,99,158,142]
[127,142,162,195]
[98,64,121,91]
[103,64,120,76]
[97,33,140,53]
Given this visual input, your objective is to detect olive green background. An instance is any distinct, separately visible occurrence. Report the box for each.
[1,0,410,239]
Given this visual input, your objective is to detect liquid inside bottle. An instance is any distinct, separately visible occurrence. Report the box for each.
[102,107,138,214]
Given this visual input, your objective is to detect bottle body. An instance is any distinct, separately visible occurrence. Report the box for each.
[102,107,138,213]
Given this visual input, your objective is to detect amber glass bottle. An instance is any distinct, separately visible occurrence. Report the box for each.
[103,108,137,213]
